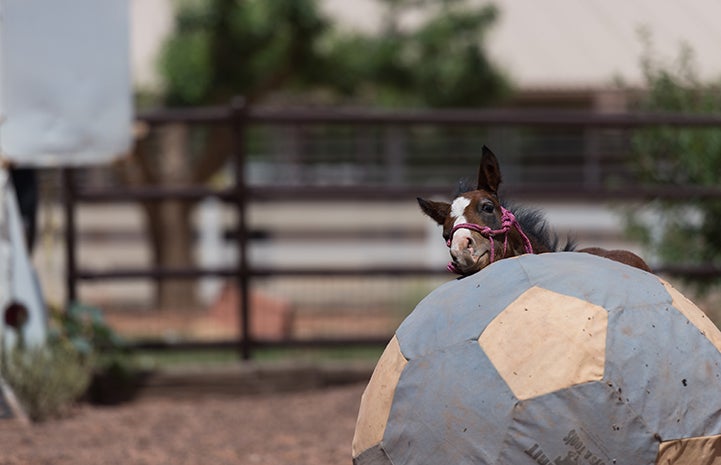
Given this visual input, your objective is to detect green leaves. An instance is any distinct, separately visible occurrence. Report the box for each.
[628,45,721,282]
[159,29,212,105]
[323,1,508,107]
[158,0,331,105]
[156,0,509,108]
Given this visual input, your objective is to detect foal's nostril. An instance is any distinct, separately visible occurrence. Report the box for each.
[465,236,475,249]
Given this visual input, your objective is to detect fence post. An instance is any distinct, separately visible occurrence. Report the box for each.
[231,96,252,360]
[61,168,78,305]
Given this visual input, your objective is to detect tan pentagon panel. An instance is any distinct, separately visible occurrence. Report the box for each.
[661,280,721,353]
[656,434,721,464]
[478,286,608,400]
[352,335,408,458]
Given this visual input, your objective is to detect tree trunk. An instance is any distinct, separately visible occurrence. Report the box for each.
[116,123,234,311]
[152,123,196,310]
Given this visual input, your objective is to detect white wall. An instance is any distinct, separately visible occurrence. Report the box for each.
[130,0,721,92]
[130,0,174,90]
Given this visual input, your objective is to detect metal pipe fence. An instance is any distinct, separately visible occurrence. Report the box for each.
[62,100,721,358]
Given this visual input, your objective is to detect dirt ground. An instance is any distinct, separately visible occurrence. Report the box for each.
[0,382,365,465]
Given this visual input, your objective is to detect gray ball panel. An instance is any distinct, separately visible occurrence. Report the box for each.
[384,340,516,465]
[605,304,721,441]
[353,444,394,465]
[497,381,657,465]
[516,253,669,313]
[397,258,530,360]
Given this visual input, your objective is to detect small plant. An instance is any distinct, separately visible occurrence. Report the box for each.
[51,302,146,405]
[2,341,92,422]
[2,302,145,420]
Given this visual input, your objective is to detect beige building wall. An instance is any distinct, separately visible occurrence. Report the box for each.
[130,0,721,93]
[130,0,174,90]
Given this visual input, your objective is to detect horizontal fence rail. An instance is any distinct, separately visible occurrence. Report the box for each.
[63,100,721,358]
[139,105,721,128]
[71,184,721,203]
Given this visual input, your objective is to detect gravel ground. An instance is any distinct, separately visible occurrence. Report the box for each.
[0,382,365,465]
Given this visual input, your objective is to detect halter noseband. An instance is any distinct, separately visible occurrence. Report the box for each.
[446,206,534,274]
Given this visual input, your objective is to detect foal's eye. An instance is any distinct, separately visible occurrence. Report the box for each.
[480,203,495,214]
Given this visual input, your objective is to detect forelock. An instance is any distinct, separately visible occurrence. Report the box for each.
[454,178,477,197]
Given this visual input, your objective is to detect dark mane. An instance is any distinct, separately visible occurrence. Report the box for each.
[454,179,575,252]
[506,203,576,252]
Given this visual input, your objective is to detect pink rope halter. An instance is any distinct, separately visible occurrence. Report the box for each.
[446,206,534,274]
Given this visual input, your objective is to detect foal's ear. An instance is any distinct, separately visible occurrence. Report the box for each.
[477,145,502,194]
[417,197,451,225]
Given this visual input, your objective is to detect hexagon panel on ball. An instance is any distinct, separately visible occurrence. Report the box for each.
[352,252,721,465]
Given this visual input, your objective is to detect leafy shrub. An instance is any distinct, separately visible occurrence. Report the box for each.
[51,303,145,406]
[626,42,721,288]
[50,302,125,356]
[2,342,92,422]
[2,302,143,420]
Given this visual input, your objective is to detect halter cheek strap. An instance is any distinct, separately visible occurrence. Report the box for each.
[446,207,534,274]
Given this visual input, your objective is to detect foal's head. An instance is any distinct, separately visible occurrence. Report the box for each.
[418,146,536,275]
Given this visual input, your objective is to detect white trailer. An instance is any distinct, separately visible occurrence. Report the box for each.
[0,0,132,417]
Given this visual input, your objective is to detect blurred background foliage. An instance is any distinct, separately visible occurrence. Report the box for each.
[157,0,511,107]
[627,42,721,279]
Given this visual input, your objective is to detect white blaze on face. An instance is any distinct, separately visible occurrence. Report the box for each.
[449,197,473,251]
[450,197,471,226]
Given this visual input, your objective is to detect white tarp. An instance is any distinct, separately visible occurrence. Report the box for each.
[0,0,132,166]
[0,168,46,349]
